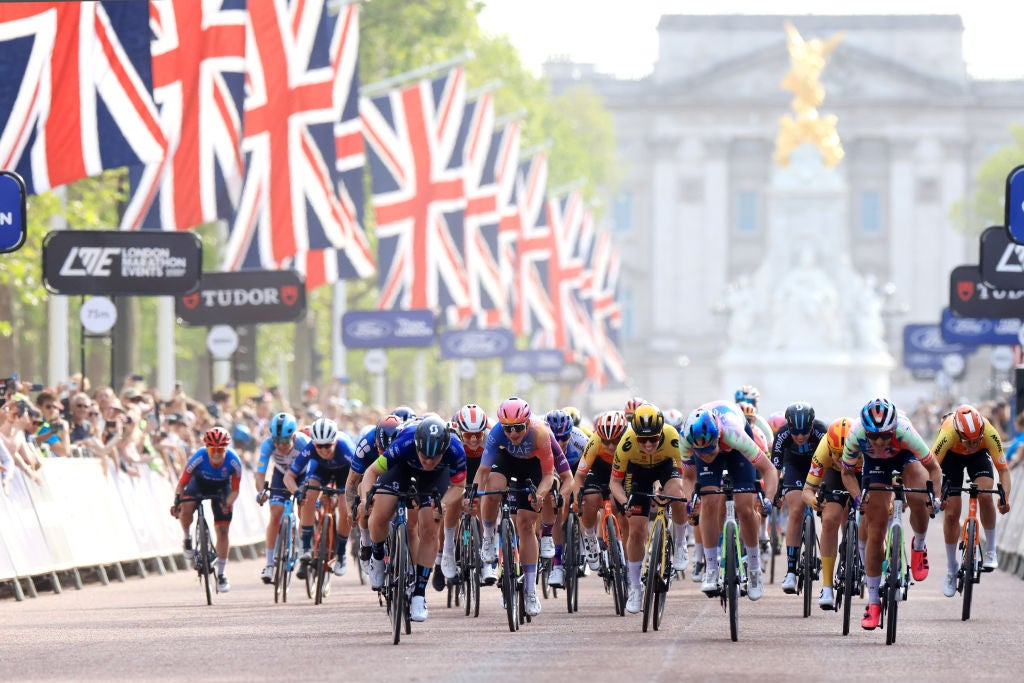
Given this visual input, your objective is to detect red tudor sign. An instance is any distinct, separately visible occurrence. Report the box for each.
[175,270,306,326]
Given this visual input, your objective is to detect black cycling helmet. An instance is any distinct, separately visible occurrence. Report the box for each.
[414,414,451,459]
[392,405,417,422]
[784,402,815,435]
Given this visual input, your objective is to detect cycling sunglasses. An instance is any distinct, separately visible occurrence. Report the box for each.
[693,443,718,455]
[314,442,335,450]
[273,436,293,445]
[790,427,812,436]
[636,435,661,445]
[502,423,527,433]
[866,431,893,442]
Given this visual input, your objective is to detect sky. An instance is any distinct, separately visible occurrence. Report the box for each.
[476,0,1023,80]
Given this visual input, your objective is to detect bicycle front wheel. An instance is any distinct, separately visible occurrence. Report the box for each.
[391,524,408,645]
[725,522,739,642]
[962,519,977,621]
[802,512,816,618]
[564,512,580,614]
[769,508,780,584]
[198,516,213,606]
[841,520,857,635]
[642,519,663,632]
[605,514,627,617]
[500,518,519,632]
[314,514,334,605]
[273,515,290,604]
[654,530,671,631]
[885,526,902,645]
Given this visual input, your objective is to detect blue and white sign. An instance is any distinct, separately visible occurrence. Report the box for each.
[0,170,27,253]
[502,350,565,375]
[940,308,1020,346]
[902,323,974,370]
[440,328,515,359]
[341,310,435,348]
[1006,165,1024,243]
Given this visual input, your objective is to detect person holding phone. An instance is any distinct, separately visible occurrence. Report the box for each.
[35,391,71,457]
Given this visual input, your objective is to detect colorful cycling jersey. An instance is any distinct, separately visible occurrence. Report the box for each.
[179,448,243,489]
[256,433,311,475]
[558,426,588,468]
[289,434,356,479]
[771,418,828,467]
[480,419,554,474]
[807,438,862,486]
[578,433,618,473]
[751,425,770,453]
[931,415,1007,471]
[679,400,766,467]
[373,423,468,484]
[551,434,571,475]
[841,414,931,471]
[752,413,775,447]
[612,425,682,478]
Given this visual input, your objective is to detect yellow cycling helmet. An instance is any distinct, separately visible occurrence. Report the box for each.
[630,404,664,438]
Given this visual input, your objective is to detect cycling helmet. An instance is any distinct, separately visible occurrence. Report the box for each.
[631,404,665,438]
[374,414,403,453]
[952,405,984,440]
[455,404,489,434]
[545,409,574,440]
[269,412,297,440]
[563,406,582,427]
[204,426,231,449]
[686,410,720,452]
[664,408,684,431]
[860,398,898,433]
[623,397,646,419]
[734,385,760,406]
[231,423,253,447]
[391,405,416,422]
[826,417,853,453]
[594,410,628,442]
[497,397,531,425]
[309,418,338,446]
[784,402,815,434]
[299,425,312,437]
[414,414,451,459]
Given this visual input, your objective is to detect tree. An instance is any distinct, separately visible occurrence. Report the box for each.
[952,124,1024,236]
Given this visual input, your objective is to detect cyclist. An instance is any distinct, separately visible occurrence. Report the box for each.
[773,402,828,593]
[932,404,1013,597]
[476,397,555,617]
[392,405,417,423]
[735,386,775,449]
[664,408,684,432]
[563,405,592,437]
[801,417,861,609]
[624,397,645,422]
[570,410,629,573]
[360,414,467,622]
[171,427,242,593]
[840,398,941,630]
[609,404,690,614]
[684,401,778,601]
[346,414,404,578]
[285,418,356,576]
[545,409,588,588]
[254,413,310,584]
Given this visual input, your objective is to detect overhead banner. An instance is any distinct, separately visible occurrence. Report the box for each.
[949,265,1024,318]
[939,308,1021,346]
[902,323,974,370]
[340,310,436,348]
[440,328,515,359]
[502,349,565,375]
[1006,165,1024,243]
[979,226,1024,289]
[42,230,202,295]
[175,270,305,326]
[0,170,27,254]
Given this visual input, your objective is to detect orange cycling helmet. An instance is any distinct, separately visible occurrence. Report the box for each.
[826,417,853,453]
[594,410,628,442]
[624,397,646,419]
[952,405,984,441]
[204,426,230,449]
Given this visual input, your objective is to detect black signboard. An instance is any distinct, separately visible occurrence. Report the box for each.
[175,270,306,326]
[949,265,1024,318]
[979,225,1024,289]
[43,230,201,295]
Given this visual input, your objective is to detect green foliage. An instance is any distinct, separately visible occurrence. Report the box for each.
[952,124,1024,236]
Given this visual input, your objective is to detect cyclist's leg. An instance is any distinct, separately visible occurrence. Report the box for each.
[969,454,998,563]
[298,476,319,557]
[900,454,932,549]
[265,469,287,566]
[941,456,965,577]
[730,453,762,570]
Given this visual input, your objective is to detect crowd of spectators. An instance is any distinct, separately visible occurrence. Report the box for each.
[1,374,395,495]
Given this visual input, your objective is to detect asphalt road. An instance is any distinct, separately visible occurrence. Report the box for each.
[3,518,1024,682]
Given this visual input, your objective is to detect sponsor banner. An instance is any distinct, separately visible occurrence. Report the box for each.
[1006,165,1024,243]
[949,265,1024,318]
[43,230,202,295]
[0,170,27,254]
[176,270,306,326]
[902,323,975,370]
[940,307,1022,345]
[979,226,1024,289]
[341,310,436,349]
[910,367,938,381]
[502,349,565,375]
[439,328,515,359]
[0,471,54,579]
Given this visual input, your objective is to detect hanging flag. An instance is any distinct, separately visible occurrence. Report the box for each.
[583,229,626,384]
[222,0,346,272]
[512,150,554,338]
[0,2,165,195]
[362,68,470,310]
[295,2,374,289]
[539,191,596,356]
[121,0,246,231]
[485,121,522,327]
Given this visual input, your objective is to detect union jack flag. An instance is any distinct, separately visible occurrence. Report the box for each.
[294,2,374,290]
[583,229,626,384]
[121,0,246,231]
[538,192,596,356]
[0,2,165,195]
[512,151,553,338]
[487,121,522,327]
[362,68,469,310]
[222,0,349,273]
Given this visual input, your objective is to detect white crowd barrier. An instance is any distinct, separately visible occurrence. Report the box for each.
[1,459,269,600]
[996,461,1024,577]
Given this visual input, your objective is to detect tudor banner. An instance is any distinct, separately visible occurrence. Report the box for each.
[43,230,201,295]
[949,265,1024,318]
[175,270,306,326]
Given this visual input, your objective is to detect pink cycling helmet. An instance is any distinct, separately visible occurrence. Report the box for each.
[497,397,531,425]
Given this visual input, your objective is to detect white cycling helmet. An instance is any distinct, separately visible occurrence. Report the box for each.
[310,418,338,446]
[455,404,488,434]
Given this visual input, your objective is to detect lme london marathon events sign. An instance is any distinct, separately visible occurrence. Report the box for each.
[42,230,202,295]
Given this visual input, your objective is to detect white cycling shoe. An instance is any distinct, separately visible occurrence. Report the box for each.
[410,595,428,622]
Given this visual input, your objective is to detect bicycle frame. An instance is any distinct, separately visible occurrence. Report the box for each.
[582,484,628,616]
[304,483,344,605]
[628,490,686,633]
[177,494,219,605]
[942,480,1006,621]
[268,487,299,604]
[477,479,536,632]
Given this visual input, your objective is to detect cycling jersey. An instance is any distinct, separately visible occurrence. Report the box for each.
[771,419,828,468]
[374,423,467,485]
[179,447,243,489]
[289,435,356,480]
[611,425,682,478]
[558,426,588,468]
[931,415,1007,471]
[841,414,931,471]
[578,432,617,473]
[480,419,554,475]
[256,433,311,475]
[680,400,766,467]
[807,438,862,487]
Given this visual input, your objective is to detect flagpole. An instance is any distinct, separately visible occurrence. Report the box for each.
[494,109,527,128]
[547,178,588,197]
[466,80,502,100]
[360,51,474,98]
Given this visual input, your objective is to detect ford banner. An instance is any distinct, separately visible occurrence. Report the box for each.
[341,310,436,348]
[502,350,565,375]
[902,323,974,370]
[440,328,515,359]
[176,270,305,325]
[939,308,1021,346]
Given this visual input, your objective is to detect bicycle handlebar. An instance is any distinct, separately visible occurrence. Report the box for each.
[941,481,1006,507]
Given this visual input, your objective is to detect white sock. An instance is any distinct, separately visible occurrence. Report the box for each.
[912,532,927,552]
[443,526,456,555]
[360,527,372,547]
[628,560,642,589]
[266,548,274,565]
[985,527,997,554]
[673,523,687,548]
[745,545,760,571]
[946,543,958,574]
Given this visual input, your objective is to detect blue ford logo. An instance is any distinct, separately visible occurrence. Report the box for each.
[347,320,391,339]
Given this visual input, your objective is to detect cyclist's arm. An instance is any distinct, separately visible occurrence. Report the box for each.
[358,459,385,501]
[608,442,629,507]
[841,469,862,500]
[224,454,242,507]
[753,455,778,502]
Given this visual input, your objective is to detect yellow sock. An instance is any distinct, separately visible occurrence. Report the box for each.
[822,555,836,587]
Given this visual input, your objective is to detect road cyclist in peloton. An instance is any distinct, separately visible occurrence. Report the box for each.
[542,408,588,589]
